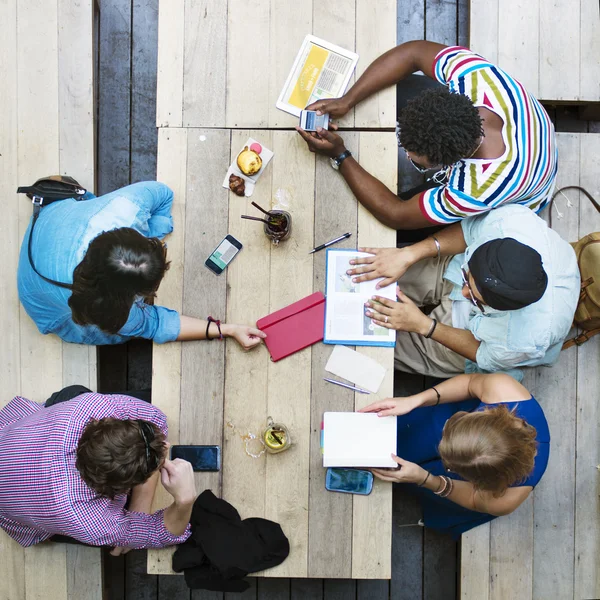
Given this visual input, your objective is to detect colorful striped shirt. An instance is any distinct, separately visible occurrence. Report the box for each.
[419,47,558,224]
[0,393,191,548]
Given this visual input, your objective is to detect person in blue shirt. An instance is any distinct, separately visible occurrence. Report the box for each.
[17,181,265,348]
[360,372,550,538]
[346,204,579,380]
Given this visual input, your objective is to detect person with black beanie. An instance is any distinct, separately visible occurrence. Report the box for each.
[345,204,579,380]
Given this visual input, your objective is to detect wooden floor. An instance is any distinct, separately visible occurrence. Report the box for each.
[96,1,600,599]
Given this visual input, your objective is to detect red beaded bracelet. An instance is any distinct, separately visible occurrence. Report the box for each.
[206,316,223,340]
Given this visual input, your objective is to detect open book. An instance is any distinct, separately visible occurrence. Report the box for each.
[322,412,397,468]
[324,249,396,347]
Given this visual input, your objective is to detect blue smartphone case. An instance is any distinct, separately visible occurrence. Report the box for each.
[325,467,374,495]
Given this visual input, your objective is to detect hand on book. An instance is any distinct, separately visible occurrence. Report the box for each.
[359,396,420,417]
[347,247,418,289]
[371,454,426,485]
[365,288,432,334]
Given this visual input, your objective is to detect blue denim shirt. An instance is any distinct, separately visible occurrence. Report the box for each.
[443,205,579,380]
[17,182,181,345]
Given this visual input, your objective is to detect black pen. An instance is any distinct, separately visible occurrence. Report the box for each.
[309,232,352,254]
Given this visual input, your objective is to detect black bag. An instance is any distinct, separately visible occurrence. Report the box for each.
[17,175,87,289]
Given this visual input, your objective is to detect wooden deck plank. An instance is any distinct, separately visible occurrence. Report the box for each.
[352,132,396,580]
[257,578,290,599]
[354,0,397,128]
[573,133,600,600]
[156,0,184,126]
[157,574,190,599]
[529,133,580,600]
[131,0,159,183]
[267,1,313,128]
[225,1,270,128]
[264,132,315,578]
[579,0,600,103]
[390,378,425,600]
[424,529,457,600]
[182,0,227,128]
[179,128,230,502]
[97,0,131,194]
[425,0,457,44]
[357,579,389,599]
[223,129,272,525]
[397,0,424,44]
[147,127,188,575]
[307,136,359,579]
[191,590,224,600]
[323,579,356,600]
[313,0,357,129]
[489,496,533,600]
[290,579,323,599]
[468,0,498,64]
[459,524,490,600]
[539,0,579,102]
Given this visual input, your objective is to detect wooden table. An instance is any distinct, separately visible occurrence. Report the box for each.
[470,0,600,103]
[156,0,397,129]
[148,129,397,578]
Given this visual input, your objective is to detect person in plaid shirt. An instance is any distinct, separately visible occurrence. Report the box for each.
[0,391,195,554]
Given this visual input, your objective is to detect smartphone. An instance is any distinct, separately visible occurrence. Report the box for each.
[325,468,374,495]
[299,110,330,132]
[170,445,221,472]
[204,235,242,275]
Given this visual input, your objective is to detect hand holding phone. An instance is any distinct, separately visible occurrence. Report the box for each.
[300,110,330,132]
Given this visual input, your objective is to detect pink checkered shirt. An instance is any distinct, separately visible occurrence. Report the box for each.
[0,392,191,548]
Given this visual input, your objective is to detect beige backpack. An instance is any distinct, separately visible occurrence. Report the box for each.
[550,187,600,350]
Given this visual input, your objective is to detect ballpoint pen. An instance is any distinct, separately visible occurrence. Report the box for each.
[309,232,352,254]
[324,377,371,394]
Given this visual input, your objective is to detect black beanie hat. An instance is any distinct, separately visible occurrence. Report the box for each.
[468,238,548,311]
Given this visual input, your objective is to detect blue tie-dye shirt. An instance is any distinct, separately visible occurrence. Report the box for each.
[17,182,180,345]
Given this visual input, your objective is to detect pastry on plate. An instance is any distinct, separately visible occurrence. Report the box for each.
[237,146,262,176]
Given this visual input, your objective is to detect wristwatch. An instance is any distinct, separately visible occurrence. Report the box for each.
[330,150,352,171]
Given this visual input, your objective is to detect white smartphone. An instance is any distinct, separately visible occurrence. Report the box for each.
[204,235,243,275]
[299,110,330,132]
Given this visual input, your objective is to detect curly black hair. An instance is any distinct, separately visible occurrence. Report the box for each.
[398,87,484,167]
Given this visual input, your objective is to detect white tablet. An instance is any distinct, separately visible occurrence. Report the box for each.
[276,35,359,117]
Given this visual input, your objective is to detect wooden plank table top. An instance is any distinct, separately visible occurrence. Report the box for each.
[149,129,397,578]
[469,0,600,103]
[156,0,397,129]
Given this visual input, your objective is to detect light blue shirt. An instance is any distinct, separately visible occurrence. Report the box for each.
[443,205,579,379]
[17,182,181,345]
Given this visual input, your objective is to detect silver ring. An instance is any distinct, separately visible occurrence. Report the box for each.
[385,316,388,323]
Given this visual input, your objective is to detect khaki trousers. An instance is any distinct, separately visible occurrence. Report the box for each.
[394,255,467,378]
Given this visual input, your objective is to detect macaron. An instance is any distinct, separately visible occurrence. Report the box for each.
[249,142,262,155]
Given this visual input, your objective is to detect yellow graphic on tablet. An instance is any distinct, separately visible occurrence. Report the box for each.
[288,45,328,109]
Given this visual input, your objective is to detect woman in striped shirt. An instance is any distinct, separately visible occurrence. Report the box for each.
[297,41,557,229]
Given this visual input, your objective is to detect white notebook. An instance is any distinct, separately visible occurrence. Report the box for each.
[322,412,397,468]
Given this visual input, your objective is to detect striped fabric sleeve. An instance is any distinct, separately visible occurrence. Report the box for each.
[0,397,43,432]
[433,46,492,86]
[418,185,490,224]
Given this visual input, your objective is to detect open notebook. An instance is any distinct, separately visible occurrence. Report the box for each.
[322,412,397,468]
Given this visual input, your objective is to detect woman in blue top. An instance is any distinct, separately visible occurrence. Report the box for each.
[17,182,265,348]
[361,373,549,538]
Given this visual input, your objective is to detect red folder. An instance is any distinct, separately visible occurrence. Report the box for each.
[256,292,325,362]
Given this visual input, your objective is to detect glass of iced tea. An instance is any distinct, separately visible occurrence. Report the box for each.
[264,210,291,245]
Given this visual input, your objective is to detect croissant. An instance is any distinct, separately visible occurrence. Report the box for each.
[228,174,245,196]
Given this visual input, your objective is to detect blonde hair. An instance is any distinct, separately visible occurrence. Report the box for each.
[438,405,537,497]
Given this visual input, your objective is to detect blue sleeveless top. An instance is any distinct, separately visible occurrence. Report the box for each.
[395,396,549,538]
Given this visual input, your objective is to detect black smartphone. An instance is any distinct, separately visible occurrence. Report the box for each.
[170,445,221,471]
[204,235,243,275]
[325,468,373,495]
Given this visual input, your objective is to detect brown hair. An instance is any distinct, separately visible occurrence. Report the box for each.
[76,418,167,499]
[438,405,537,497]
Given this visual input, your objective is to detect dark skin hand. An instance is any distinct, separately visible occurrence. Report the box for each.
[297,40,507,230]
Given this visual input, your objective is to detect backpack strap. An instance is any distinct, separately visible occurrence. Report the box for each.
[27,197,74,290]
[549,186,600,229]
[562,328,600,350]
